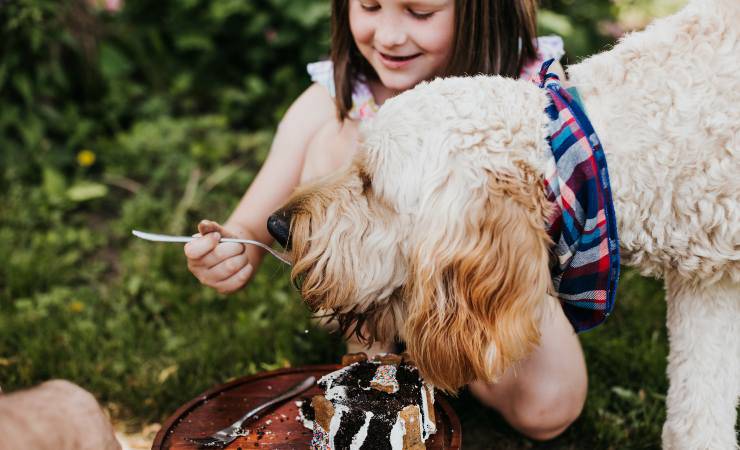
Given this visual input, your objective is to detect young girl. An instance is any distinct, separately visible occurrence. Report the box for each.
[185,0,586,441]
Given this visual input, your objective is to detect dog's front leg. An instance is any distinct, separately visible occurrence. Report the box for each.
[662,272,740,450]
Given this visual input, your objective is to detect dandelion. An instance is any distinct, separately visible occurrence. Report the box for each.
[68,301,85,313]
[77,149,96,167]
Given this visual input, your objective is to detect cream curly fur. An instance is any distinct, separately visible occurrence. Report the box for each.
[278,0,739,448]
[568,0,740,285]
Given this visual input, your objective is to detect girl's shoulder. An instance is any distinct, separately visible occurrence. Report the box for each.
[307,60,378,121]
[306,60,337,97]
[272,82,338,162]
[279,81,337,132]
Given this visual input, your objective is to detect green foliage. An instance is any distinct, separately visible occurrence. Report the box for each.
[0,0,330,188]
[0,0,691,446]
[0,0,336,423]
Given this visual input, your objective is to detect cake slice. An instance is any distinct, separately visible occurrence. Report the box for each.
[298,353,436,449]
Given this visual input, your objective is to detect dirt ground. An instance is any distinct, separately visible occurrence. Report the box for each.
[116,423,160,450]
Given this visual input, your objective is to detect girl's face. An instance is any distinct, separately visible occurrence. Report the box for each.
[349,0,455,94]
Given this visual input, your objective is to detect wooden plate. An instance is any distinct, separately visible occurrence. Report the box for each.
[153,364,462,449]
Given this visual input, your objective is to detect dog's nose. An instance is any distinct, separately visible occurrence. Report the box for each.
[267,210,292,249]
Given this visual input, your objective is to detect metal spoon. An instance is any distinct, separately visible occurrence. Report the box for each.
[132,230,291,265]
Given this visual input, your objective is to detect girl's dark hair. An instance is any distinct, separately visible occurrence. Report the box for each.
[330,0,539,121]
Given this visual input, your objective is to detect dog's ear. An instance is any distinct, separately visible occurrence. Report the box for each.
[403,165,554,392]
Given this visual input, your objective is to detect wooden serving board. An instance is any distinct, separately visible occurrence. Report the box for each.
[153,364,461,449]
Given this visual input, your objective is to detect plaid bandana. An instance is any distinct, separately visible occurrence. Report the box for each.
[535,59,620,332]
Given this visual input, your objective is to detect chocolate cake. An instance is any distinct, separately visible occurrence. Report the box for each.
[298,353,436,449]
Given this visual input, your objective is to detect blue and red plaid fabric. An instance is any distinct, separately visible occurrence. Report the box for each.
[535,59,620,332]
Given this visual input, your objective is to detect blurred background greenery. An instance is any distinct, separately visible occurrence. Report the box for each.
[1,0,690,448]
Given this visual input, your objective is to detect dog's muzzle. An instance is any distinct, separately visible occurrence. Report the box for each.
[267,210,292,249]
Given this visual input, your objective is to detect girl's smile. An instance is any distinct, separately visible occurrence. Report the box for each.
[377,50,422,69]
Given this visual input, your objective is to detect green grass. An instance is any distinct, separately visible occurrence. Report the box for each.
[0,120,344,423]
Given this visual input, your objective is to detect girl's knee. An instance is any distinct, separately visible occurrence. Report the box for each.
[508,382,586,441]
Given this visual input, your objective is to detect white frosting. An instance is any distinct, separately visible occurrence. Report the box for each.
[420,382,437,438]
[325,385,347,402]
[389,414,406,450]
[328,404,348,448]
[349,411,374,450]
[297,403,314,430]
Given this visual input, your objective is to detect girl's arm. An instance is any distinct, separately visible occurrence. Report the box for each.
[226,83,338,253]
[185,83,337,294]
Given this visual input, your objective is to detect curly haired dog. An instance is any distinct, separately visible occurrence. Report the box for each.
[268,0,739,447]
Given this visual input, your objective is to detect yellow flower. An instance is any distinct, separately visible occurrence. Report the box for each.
[68,301,85,313]
[77,149,96,167]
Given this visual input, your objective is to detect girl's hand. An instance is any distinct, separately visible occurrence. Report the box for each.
[184,220,254,294]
